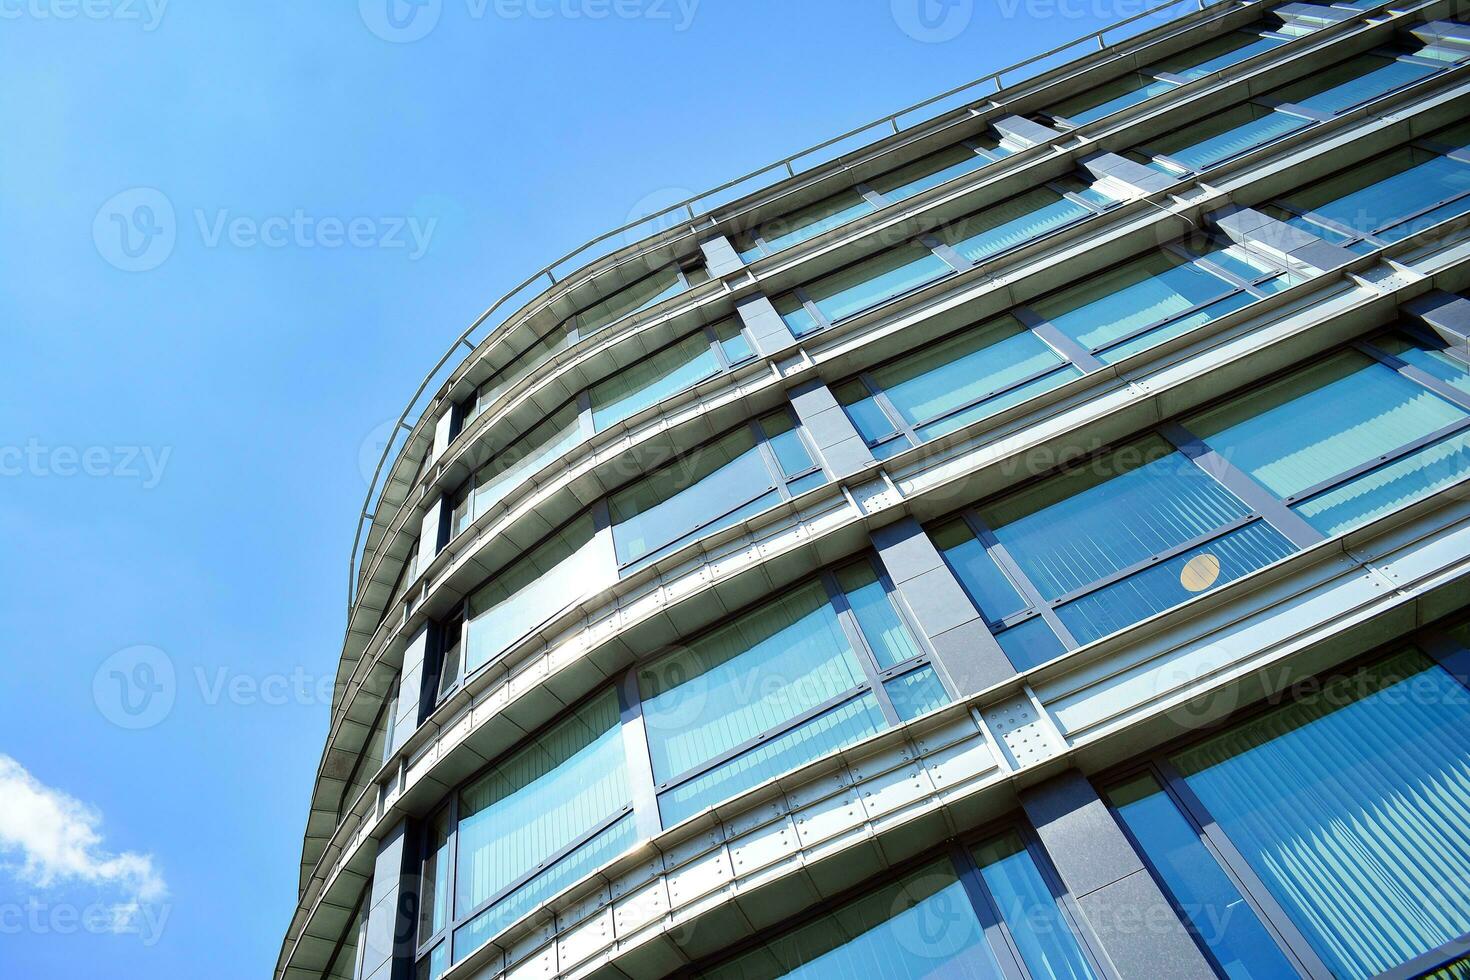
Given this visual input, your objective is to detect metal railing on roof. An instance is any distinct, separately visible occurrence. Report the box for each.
[348,0,1228,610]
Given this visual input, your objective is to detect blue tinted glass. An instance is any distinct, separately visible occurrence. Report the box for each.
[589,332,720,431]
[1058,77,1170,125]
[973,833,1098,980]
[932,520,1028,622]
[610,427,777,567]
[658,695,887,826]
[1291,57,1435,115]
[983,440,1251,601]
[874,437,912,460]
[870,145,991,202]
[1034,251,1235,353]
[759,192,876,255]
[776,295,821,336]
[1154,108,1308,173]
[802,244,952,324]
[915,366,1083,441]
[1185,351,1468,498]
[714,318,754,363]
[1174,649,1470,978]
[1280,152,1470,243]
[639,580,868,784]
[1097,291,1257,364]
[941,192,1096,263]
[697,860,1003,980]
[996,616,1068,670]
[840,388,899,444]
[875,317,1068,428]
[1107,775,1299,980]
[765,424,816,477]
[786,471,827,496]
[1171,34,1285,79]
[1294,429,1470,536]
[1377,336,1470,394]
[885,667,951,721]
[453,814,636,963]
[1056,521,1296,644]
[837,561,922,669]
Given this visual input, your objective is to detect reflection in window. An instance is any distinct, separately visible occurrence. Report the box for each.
[1132,649,1470,978]
[640,560,938,825]
[465,512,613,673]
[609,411,821,573]
[697,860,1001,980]
[972,833,1098,980]
[450,689,633,965]
[1185,344,1470,536]
[1134,103,1308,175]
[778,243,954,335]
[1270,51,1435,115]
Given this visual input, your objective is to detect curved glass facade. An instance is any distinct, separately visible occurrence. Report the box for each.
[292,9,1470,980]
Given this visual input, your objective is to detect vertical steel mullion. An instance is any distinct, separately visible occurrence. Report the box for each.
[824,569,903,726]
[961,509,1080,648]
[749,418,791,502]
[1159,421,1324,549]
[617,668,664,840]
[444,793,460,940]
[1013,306,1106,373]
[858,370,921,447]
[1154,759,1336,980]
[793,287,830,333]
[702,322,731,372]
[946,843,1030,980]
[869,556,945,681]
[1016,824,1117,980]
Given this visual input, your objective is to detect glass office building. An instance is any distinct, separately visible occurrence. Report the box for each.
[280,2,1470,979]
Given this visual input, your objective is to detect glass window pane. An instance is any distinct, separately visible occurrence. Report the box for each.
[836,560,921,669]
[775,293,821,337]
[982,437,1250,601]
[638,580,869,784]
[1031,250,1237,354]
[937,189,1103,264]
[836,379,899,445]
[761,411,816,477]
[1293,428,1470,536]
[658,694,888,826]
[874,316,1071,432]
[610,426,778,568]
[454,689,629,918]
[1155,31,1286,80]
[797,243,952,326]
[453,814,635,963]
[1048,73,1174,126]
[590,331,720,431]
[1271,53,1435,114]
[996,616,1068,671]
[1055,521,1296,645]
[472,402,583,519]
[869,144,991,202]
[1172,649,1470,978]
[579,265,685,334]
[932,518,1028,622]
[885,666,950,722]
[754,190,875,255]
[466,513,611,673]
[1143,104,1308,174]
[1374,334,1470,393]
[714,317,754,363]
[420,809,451,943]
[1105,774,1299,980]
[1277,148,1470,244]
[696,859,1004,980]
[972,832,1098,980]
[1186,350,1469,498]
[1096,290,1256,364]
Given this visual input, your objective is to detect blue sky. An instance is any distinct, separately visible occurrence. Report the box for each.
[0,1,1179,976]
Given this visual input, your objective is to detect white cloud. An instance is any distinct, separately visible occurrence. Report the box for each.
[0,754,166,930]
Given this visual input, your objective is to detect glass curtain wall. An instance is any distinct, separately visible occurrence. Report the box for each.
[1102,630,1470,979]
[928,332,1470,668]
